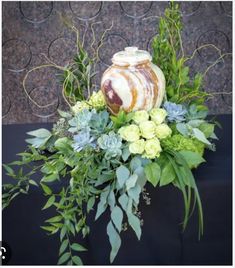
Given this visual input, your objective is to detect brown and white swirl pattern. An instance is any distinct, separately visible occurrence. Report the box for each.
[101,61,165,115]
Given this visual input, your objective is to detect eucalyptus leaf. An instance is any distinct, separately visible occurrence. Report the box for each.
[107,221,121,263]
[111,206,123,233]
[130,157,142,172]
[176,123,189,136]
[126,174,138,190]
[122,147,131,162]
[27,128,51,138]
[116,165,130,188]
[128,184,141,205]
[192,128,211,145]
[118,193,129,211]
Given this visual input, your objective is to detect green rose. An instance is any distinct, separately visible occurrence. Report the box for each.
[133,110,149,124]
[72,101,90,114]
[150,108,167,125]
[118,124,140,142]
[139,121,156,139]
[143,138,162,159]
[88,90,106,109]
[155,124,172,139]
[129,139,145,154]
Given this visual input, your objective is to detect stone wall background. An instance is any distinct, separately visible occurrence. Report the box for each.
[2,1,232,124]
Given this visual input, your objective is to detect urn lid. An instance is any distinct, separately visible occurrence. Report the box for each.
[112,47,152,66]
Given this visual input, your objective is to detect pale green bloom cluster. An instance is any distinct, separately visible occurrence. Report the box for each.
[72,90,106,114]
[88,90,106,109]
[119,108,172,159]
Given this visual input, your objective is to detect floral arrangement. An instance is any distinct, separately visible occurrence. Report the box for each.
[3,2,227,265]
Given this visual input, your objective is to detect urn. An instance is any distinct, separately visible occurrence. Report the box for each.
[101,47,166,115]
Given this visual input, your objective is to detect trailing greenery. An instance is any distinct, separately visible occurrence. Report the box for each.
[2,2,221,265]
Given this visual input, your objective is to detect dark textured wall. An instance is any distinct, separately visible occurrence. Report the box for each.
[2,1,232,124]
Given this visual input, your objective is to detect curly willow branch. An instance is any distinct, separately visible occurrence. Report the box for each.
[203,52,232,77]
[22,53,77,109]
[94,20,114,63]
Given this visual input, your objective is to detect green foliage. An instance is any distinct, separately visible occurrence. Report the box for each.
[152,2,209,106]
[179,151,205,169]
[26,128,52,149]
[110,110,134,129]
[144,162,161,187]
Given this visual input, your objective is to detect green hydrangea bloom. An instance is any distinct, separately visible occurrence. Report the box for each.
[161,134,205,156]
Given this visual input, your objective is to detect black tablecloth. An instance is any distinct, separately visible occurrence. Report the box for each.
[2,115,232,265]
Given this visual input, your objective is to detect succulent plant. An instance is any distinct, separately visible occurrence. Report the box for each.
[97,131,122,159]
[72,128,96,152]
[68,109,96,133]
[163,101,187,122]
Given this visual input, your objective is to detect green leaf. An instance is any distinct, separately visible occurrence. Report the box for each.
[42,173,58,183]
[60,226,67,242]
[95,186,110,220]
[42,195,55,210]
[179,150,205,169]
[108,190,116,210]
[176,123,189,136]
[27,128,51,138]
[3,164,14,176]
[144,162,161,187]
[130,157,142,172]
[111,206,123,233]
[71,243,87,252]
[118,193,129,211]
[126,174,138,190]
[54,137,71,152]
[46,215,62,223]
[87,196,96,213]
[107,221,121,263]
[135,166,147,189]
[40,183,52,195]
[127,212,141,240]
[116,165,130,188]
[58,252,70,265]
[41,225,57,232]
[160,162,176,186]
[128,184,141,205]
[192,128,211,145]
[59,240,69,255]
[29,179,38,187]
[57,109,71,118]
[72,256,83,265]
[122,147,131,162]
[199,123,215,138]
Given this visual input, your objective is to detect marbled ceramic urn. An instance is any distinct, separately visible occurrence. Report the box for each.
[101,47,166,115]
